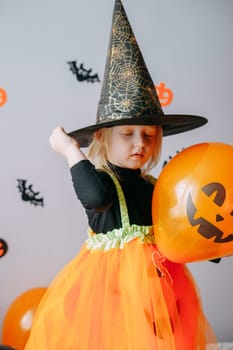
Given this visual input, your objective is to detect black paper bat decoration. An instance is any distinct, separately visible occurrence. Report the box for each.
[67,61,100,83]
[17,179,44,207]
[162,148,184,168]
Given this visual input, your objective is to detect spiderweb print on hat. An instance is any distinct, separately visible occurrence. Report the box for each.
[68,0,208,147]
[97,0,163,123]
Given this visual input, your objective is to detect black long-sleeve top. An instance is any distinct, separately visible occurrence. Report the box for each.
[70,160,154,234]
[70,160,221,263]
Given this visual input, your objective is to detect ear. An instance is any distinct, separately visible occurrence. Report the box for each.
[95,129,103,141]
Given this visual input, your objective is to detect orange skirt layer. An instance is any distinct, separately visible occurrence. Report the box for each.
[25,239,218,349]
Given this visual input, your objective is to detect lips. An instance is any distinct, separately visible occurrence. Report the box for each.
[131,153,144,158]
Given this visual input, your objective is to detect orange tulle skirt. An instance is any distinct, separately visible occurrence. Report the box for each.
[25,238,218,349]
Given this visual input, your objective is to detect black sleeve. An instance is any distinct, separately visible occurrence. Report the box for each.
[70,160,114,210]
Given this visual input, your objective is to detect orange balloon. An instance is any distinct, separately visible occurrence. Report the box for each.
[2,287,47,350]
[152,142,233,263]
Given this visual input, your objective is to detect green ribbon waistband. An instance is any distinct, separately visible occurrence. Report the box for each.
[86,225,155,251]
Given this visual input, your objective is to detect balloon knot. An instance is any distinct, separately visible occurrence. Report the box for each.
[152,249,173,285]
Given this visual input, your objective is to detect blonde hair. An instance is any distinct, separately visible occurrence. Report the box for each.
[87,125,163,175]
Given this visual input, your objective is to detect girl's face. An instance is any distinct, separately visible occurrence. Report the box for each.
[106,125,158,169]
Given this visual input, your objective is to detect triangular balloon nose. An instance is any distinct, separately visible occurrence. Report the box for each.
[96,0,164,124]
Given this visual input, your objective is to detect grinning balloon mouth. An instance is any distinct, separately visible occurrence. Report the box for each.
[186,192,233,243]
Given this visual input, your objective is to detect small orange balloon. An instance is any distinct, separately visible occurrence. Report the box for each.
[152,142,233,263]
[2,287,47,350]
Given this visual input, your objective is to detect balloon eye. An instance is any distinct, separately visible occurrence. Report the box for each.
[231,210,233,217]
[216,214,224,222]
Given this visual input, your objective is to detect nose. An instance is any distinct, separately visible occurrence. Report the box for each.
[134,133,144,147]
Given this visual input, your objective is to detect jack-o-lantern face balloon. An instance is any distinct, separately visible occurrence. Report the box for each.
[152,142,233,263]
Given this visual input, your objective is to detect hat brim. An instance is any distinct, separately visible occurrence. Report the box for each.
[68,114,207,148]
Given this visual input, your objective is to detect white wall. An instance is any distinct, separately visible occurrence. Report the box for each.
[0,0,233,343]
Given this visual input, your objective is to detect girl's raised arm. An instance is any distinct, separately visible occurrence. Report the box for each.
[49,126,86,167]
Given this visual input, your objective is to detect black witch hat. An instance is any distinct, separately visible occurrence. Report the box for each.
[69,0,207,147]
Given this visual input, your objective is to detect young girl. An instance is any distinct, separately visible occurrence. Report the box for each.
[24,123,218,350]
[25,0,219,348]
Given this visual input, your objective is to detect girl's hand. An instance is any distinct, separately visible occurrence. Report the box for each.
[50,126,86,166]
[49,126,78,155]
